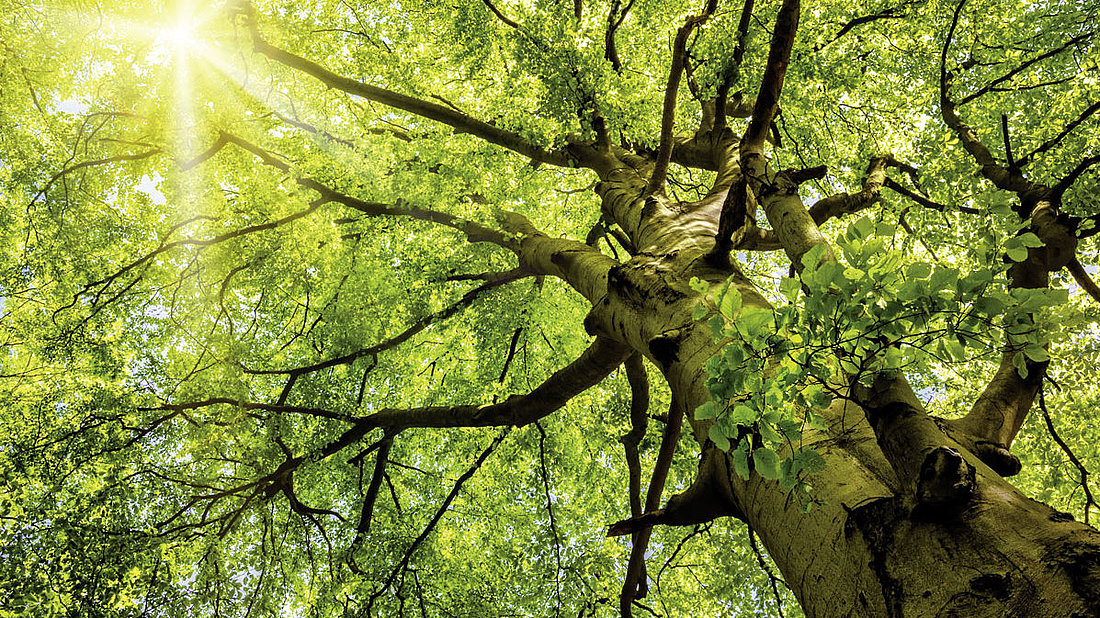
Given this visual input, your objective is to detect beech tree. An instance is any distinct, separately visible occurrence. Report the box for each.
[3,0,1100,615]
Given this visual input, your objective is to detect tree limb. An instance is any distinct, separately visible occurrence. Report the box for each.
[1067,258,1100,304]
[238,4,571,167]
[359,337,630,431]
[645,0,721,195]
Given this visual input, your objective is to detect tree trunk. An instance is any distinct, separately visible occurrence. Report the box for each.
[579,184,1100,617]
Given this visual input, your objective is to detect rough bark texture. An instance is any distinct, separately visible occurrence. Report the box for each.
[570,134,1100,616]
[237,10,1100,615]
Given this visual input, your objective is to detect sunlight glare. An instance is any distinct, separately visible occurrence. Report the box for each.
[162,20,196,52]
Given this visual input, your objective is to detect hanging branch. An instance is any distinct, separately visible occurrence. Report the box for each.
[351,435,393,546]
[749,527,788,618]
[1039,386,1098,523]
[618,354,650,609]
[364,430,509,612]
[535,422,565,613]
[617,396,685,617]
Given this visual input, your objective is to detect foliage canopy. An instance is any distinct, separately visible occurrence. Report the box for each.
[1,0,1098,615]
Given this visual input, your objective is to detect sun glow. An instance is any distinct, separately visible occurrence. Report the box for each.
[160,19,197,53]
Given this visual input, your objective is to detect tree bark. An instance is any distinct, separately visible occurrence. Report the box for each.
[578,167,1100,616]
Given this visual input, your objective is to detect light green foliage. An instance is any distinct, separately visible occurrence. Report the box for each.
[0,0,1096,615]
[694,214,1070,504]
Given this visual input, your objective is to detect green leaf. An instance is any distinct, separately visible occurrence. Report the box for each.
[1018,232,1043,248]
[1024,346,1049,362]
[753,448,781,480]
[1006,245,1029,262]
[719,286,742,318]
[1012,351,1029,379]
[851,217,874,239]
[731,448,750,480]
[708,424,731,451]
[906,262,932,280]
[730,405,756,425]
[739,306,773,334]
[694,401,717,420]
[796,449,827,474]
[780,276,802,302]
[708,314,725,340]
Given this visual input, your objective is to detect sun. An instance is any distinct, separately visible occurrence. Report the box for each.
[161,20,197,52]
[158,11,200,57]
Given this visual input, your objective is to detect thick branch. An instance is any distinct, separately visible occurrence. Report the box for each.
[646,0,720,195]
[939,0,1043,196]
[221,132,517,248]
[807,156,894,225]
[241,7,571,167]
[742,0,799,153]
[359,337,630,431]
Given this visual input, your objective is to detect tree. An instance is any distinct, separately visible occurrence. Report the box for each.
[2,0,1099,615]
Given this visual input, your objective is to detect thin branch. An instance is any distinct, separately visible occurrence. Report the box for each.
[604,0,636,73]
[1017,100,1100,168]
[749,527,787,617]
[480,0,551,51]
[956,31,1092,106]
[883,177,979,214]
[742,0,800,153]
[28,149,160,208]
[1039,386,1097,524]
[350,436,393,553]
[939,0,1042,196]
[241,276,521,377]
[221,132,516,247]
[817,1,916,50]
[365,431,509,612]
[535,422,565,614]
[1053,154,1100,201]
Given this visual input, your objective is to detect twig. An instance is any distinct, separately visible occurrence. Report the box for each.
[1039,385,1097,523]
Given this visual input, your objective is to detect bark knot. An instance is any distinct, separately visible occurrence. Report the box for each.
[912,447,976,520]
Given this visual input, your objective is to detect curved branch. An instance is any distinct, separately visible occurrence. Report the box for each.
[956,32,1092,107]
[240,6,571,167]
[1067,258,1100,304]
[28,148,160,208]
[221,132,517,248]
[939,0,1043,196]
[646,0,720,195]
[360,337,631,431]
[241,274,525,378]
